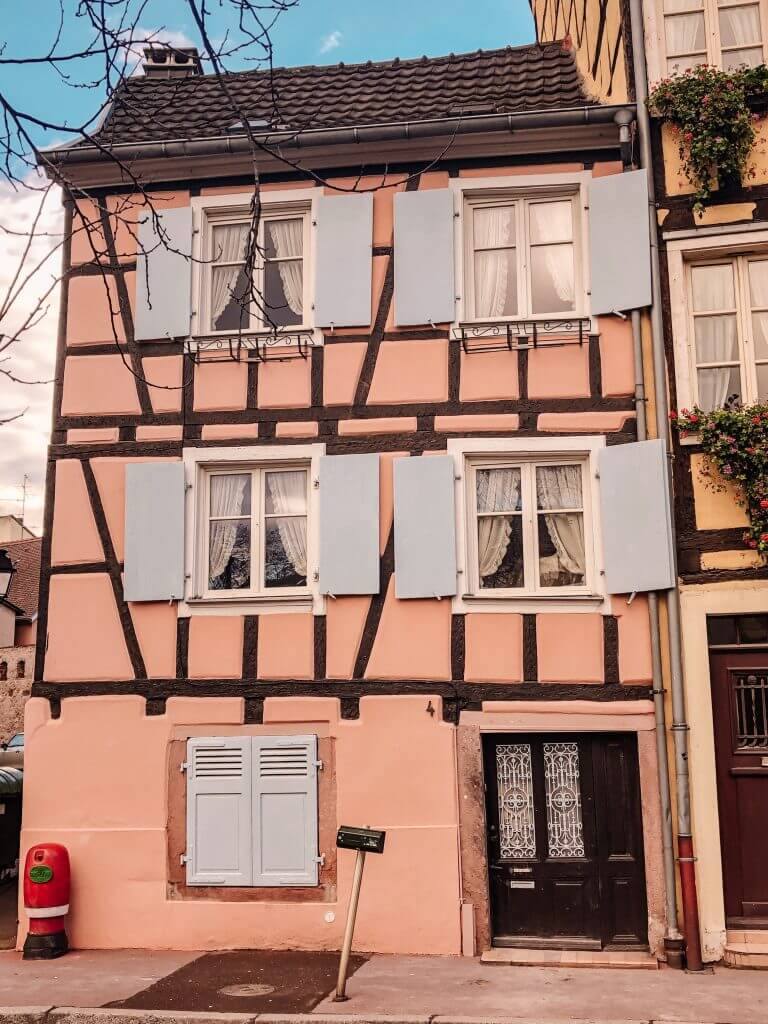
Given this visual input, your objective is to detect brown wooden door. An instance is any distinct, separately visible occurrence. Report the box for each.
[483,733,648,949]
[710,653,768,926]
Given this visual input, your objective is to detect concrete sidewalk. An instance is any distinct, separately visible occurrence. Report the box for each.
[1,948,767,1024]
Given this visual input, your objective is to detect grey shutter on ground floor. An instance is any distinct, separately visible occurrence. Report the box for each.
[186,737,253,886]
[123,462,185,602]
[393,188,455,326]
[134,206,193,341]
[588,169,652,316]
[314,194,373,327]
[393,455,457,599]
[252,735,319,887]
[318,454,380,595]
[598,439,676,594]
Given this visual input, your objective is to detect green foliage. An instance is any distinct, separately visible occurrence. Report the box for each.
[649,64,768,210]
[672,404,768,555]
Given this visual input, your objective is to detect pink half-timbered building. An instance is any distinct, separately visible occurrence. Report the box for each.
[23,39,676,961]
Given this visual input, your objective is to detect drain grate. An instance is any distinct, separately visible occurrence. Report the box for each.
[219,983,276,997]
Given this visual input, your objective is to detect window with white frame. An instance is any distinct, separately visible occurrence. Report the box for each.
[662,0,767,73]
[687,255,768,410]
[464,194,581,322]
[203,463,310,597]
[203,205,310,333]
[466,457,592,596]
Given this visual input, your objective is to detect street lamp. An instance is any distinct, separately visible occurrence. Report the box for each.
[0,550,15,602]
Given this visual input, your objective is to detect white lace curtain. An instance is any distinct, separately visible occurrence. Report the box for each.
[530,202,574,309]
[692,264,738,411]
[719,3,761,49]
[536,466,586,579]
[266,471,307,577]
[211,224,248,329]
[209,474,248,581]
[477,469,521,579]
[665,9,705,59]
[268,219,304,318]
[474,207,515,318]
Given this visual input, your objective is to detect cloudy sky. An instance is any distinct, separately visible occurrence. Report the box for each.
[0,0,535,533]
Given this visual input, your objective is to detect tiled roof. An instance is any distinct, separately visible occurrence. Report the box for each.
[3,538,41,621]
[95,41,592,147]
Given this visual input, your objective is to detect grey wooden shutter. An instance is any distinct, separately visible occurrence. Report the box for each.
[589,170,652,315]
[186,737,252,886]
[393,455,457,599]
[252,735,319,887]
[394,189,455,326]
[598,439,676,594]
[134,206,193,341]
[124,462,185,602]
[314,194,373,327]
[318,454,379,595]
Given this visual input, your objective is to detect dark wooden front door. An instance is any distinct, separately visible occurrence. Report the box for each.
[711,652,768,926]
[483,733,648,949]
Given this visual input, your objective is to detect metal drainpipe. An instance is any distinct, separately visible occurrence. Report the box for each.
[627,0,704,972]
[630,309,684,966]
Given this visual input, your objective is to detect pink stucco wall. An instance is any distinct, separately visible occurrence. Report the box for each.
[39,161,661,957]
[20,695,462,954]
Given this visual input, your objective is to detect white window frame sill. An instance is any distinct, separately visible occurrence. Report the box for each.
[182,442,325,618]
[666,227,768,415]
[678,432,702,447]
[179,593,324,618]
[449,170,594,332]
[446,434,611,616]
[453,593,610,615]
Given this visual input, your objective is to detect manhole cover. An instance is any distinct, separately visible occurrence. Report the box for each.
[218,983,276,998]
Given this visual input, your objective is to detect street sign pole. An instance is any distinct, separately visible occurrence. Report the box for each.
[333,847,366,1002]
[333,825,386,1003]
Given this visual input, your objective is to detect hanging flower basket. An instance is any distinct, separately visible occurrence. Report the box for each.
[673,404,768,556]
[649,64,768,210]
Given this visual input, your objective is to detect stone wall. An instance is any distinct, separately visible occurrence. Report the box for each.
[0,645,34,741]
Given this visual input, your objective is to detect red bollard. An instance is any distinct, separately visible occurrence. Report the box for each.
[22,843,70,960]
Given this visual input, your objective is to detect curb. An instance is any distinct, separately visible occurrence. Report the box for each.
[0,1010,754,1024]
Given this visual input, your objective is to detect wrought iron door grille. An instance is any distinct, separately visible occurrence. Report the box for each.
[543,741,585,858]
[496,743,536,859]
[733,671,768,749]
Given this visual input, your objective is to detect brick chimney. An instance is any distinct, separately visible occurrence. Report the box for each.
[142,46,203,79]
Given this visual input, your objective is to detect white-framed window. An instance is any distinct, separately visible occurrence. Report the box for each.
[448,436,607,614]
[183,444,323,614]
[686,254,768,410]
[196,197,312,335]
[661,0,767,73]
[463,192,582,322]
[204,464,309,597]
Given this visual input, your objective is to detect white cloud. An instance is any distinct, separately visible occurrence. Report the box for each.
[0,176,62,534]
[319,30,342,55]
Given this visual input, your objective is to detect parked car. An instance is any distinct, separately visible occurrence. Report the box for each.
[0,735,23,769]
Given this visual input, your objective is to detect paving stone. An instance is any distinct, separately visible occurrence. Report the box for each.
[50,1009,256,1024]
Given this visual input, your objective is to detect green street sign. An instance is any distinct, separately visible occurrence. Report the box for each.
[29,865,53,884]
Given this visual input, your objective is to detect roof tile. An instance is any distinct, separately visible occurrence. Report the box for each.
[3,538,41,621]
[95,41,592,147]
